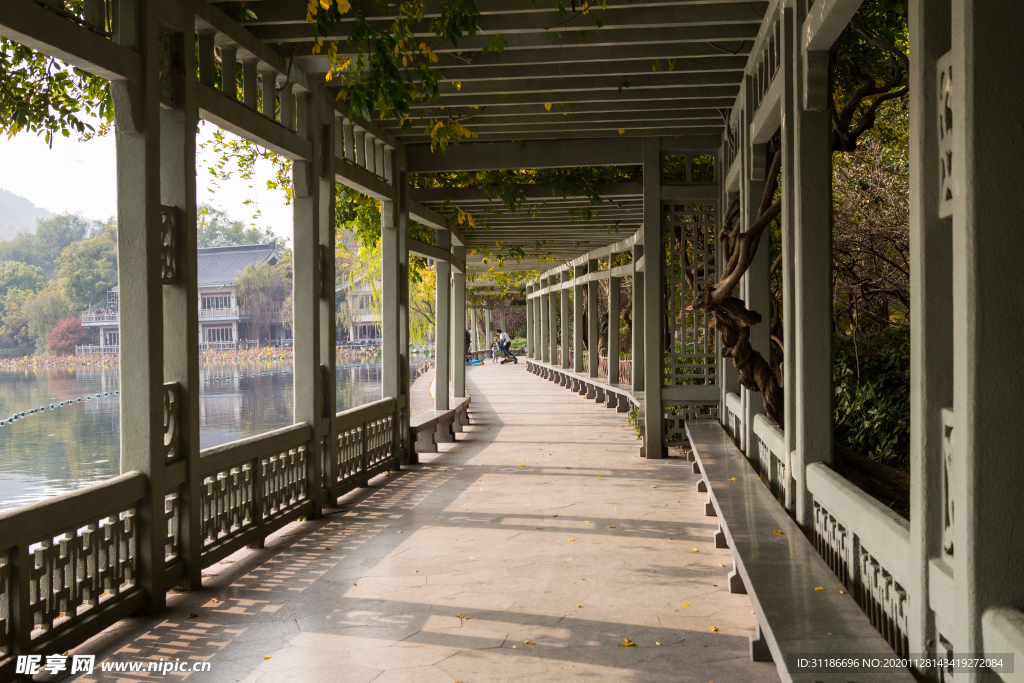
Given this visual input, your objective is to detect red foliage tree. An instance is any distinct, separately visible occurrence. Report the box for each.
[45,317,88,356]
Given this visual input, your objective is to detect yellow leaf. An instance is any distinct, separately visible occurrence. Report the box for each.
[709,626,718,632]
[544,103,552,111]
[519,464,525,467]
[567,538,574,542]
[728,477,737,481]
[618,129,625,135]
[264,655,271,659]
[577,605,582,608]
[454,81,462,91]
[524,640,534,645]
[774,530,783,535]
[814,586,825,592]
[455,613,463,618]
[839,589,846,594]
[718,563,725,567]
[336,0,352,12]
[619,638,635,647]
[656,641,662,646]
[682,603,690,606]
[690,548,698,552]
[608,526,615,528]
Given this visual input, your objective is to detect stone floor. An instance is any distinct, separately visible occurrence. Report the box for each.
[73,364,779,683]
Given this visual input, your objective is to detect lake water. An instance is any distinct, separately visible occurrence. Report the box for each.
[0,357,425,511]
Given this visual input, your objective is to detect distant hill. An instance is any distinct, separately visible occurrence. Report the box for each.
[0,188,52,240]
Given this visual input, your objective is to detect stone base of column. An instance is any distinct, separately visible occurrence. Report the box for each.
[414,429,436,454]
[749,623,772,662]
[728,566,746,595]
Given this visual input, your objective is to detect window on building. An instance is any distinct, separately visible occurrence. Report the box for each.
[104,331,119,346]
[202,295,232,310]
[204,327,233,342]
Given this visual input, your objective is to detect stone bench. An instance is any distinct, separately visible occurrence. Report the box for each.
[526,360,633,414]
[685,420,915,682]
[409,397,471,462]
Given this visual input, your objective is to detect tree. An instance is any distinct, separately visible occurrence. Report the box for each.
[44,316,87,355]
[0,213,95,277]
[56,222,118,309]
[236,261,288,343]
[0,261,44,297]
[0,287,35,348]
[197,205,287,251]
[21,283,74,344]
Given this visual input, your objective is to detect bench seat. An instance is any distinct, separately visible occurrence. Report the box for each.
[685,420,915,683]
[409,397,471,462]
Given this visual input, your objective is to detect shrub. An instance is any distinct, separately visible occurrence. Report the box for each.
[44,317,87,355]
[833,326,910,471]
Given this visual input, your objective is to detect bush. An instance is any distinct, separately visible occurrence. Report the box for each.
[510,336,527,350]
[0,345,36,359]
[833,326,910,471]
[44,317,87,355]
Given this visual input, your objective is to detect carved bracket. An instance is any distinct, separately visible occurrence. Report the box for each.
[163,381,180,461]
[937,51,955,218]
[160,206,180,285]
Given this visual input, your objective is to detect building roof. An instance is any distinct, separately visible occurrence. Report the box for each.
[197,244,279,286]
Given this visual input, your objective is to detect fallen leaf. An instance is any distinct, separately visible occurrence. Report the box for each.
[814,586,825,592]
[323,547,331,551]
[512,645,517,649]
[773,530,783,536]
[682,603,690,606]
[839,589,846,594]
[398,531,403,534]
[567,538,574,542]
[718,563,725,567]
[187,613,197,618]
[650,486,657,488]
[577,604,582,608]
[519,464,526,467]
[656,641,662,646]
[619,638,635,647]
[689,548,698,552]
[609,526,616,529]
[728,477,737,482]
[566,467,572,469]
[709,626,718,632]
[524,640,534,645]
[455,613,464,618]
[596,476,602,478]
[586,521,592,524]
[264,655,271,659]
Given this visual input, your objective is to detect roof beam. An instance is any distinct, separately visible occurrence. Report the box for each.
[411,182,643,203]
[0,0,141,82]
[407,137,642,172]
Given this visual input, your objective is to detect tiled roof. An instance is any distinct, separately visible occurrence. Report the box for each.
[197,244,279,285]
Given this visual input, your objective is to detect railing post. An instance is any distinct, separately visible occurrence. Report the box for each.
[112,0,168,610]
[587,259,599,379]
[434,229,451,410]
[292,90,324,519]
[642,137,664,458]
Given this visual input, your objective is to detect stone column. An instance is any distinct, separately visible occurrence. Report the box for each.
[471,306,479,353]
[631,243,644,392]
[560,269,571,369]
[641,138,663,458]
[451,244,466,396]
[484,300,492,353]
[906,0,952,663]
[157,5,201,591]
[950,0,1024,664]
[741,73,771,460]
[573,266,585,373]
[608,273,620,384]
[779,6,798,498]
[549,275,558,364]
[434,230,451,410]
[112,0,168,609]
[790,37,834,526]
[540,279,549,363]
[291,91,324,517]
[587,259,599,379]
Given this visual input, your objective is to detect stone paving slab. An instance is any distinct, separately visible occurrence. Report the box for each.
[71,364,778,683]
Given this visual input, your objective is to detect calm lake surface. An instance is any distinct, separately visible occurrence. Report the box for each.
[0,356,425,511]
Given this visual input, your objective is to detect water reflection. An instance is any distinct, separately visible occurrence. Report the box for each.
[0,356,423,511]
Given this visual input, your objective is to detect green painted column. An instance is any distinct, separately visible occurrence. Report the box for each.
[641,138,663,458]
[587,259,599,378]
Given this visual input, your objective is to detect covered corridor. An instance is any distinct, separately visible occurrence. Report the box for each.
[73,366,775,682]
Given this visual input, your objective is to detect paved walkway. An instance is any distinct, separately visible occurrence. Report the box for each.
[76,364,779,683]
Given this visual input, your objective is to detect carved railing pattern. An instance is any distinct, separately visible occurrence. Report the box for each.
[0,472,146,667]
[859,544,910,657]
[201,465,255,547]
[333,398,399,496]
[813,502,852,587]
[337,424,364,482]
[260,448,308,518]
[27,510,136,639]
[664,404,718,446]
[164,493,180,563]
[365,413,395,469]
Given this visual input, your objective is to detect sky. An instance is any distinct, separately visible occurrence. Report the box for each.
[0,119,294,245]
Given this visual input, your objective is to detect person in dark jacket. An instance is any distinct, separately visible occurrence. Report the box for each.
[495,329,517,364]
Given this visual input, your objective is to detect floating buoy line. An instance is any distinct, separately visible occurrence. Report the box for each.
[0,370,297,428]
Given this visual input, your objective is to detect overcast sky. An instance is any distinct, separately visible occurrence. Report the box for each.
[0,119,294,245]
